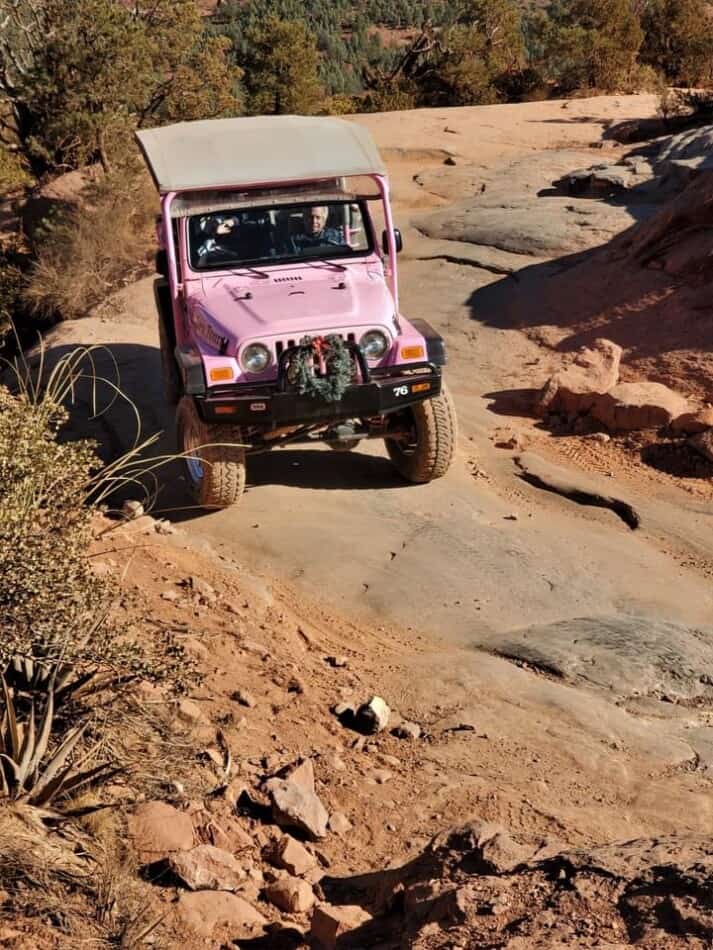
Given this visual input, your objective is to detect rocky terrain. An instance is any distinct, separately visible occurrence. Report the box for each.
[8,94,713,947]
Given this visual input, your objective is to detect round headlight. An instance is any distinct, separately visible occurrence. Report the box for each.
[240,343,271,374]
[359,330,390,361]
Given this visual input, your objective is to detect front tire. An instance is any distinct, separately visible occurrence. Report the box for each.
[387,383,457,483]
[176,396,246,509]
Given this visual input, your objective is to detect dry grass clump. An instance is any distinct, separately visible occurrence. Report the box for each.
[23,163,157,321]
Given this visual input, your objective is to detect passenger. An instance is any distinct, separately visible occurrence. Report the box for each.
[291,205,345,251]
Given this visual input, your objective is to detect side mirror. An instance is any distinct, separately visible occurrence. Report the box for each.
[382,228,403,255]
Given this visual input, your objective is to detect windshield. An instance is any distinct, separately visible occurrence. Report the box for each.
[187,199,373,271]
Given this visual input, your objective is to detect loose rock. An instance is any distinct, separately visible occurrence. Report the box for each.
[168,844,245,891]
[121,498,144,520]
[174,891,266,939]
[232,688,257,708]
[272,834,317,877]
[355,696,391,734]
[672,407,713,434]
[264,875,315,913]
[392,720,422,740]
[128,801,195,862]
[265,759,329,840]
[328,812,352,835]
[326,655,349,668]
[535,339,622,418]
[310,903,373,949]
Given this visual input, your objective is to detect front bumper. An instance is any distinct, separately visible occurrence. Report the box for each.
[197,363,442,426]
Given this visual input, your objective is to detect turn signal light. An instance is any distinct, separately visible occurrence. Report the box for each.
[209,366,233,382]
[401,345,424,360]
[214,405,237,415]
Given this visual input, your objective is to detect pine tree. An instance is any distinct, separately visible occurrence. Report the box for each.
[239,16,324,115]
[640,0,713,85]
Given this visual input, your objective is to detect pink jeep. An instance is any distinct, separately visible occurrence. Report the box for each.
[137,116,457,508]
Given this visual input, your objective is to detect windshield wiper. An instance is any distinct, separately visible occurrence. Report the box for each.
[305,258,347,272]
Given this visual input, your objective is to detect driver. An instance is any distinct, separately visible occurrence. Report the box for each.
[291,205,345,251]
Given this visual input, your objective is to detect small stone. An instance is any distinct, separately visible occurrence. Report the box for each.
[586,432,611,444]
[272,834,317,876]
[265,760,329,840]
[504,513,519,521]
[177,699,208,725]
[355,696,390,734]
[392,721,421,740]
[175,891,266,939]
[328,812,352,835]
[332,702,354,717]
[386,822,397,832]
[310,904,372,949]
[371,769,392,785]
[154,518,175,535]
[689,428,713,463]
[232,689,257,709]
[161,589,179,602]
[326,655,349,668]
[190,576,217,605]
[168,844,245,891]
[264,875,315,914]
[122,498,144,519]
[128,801,195,862]
[242,639,269,658]
[444,155,457,166]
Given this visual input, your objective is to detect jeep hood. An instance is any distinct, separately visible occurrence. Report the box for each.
[187,267,394,346]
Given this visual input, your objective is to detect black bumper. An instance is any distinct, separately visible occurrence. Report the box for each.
[197,365,442,426]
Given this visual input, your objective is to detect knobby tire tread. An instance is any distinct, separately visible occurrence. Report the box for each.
[388,383,457,483]
[177,397,246,509]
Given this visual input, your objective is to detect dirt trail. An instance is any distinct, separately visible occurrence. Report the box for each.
[45,94,713,857]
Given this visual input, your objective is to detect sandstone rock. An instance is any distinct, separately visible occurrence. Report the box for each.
[328,812,352,835]
[175,891,266,939]
[392,720,422,740]
[371,769,393,785]
[591,381,690,432]
[326,655,349,668]
[689,428,713,463]
[535,339,622,418]
[273,834,317,876]
[310,903,372,949]
[231,688,257,708]
[265,759,329,840]
[671,408,713,434]
[189,576,216,604]
[355,696,391,734]
[168,844,245,891]
[176,698,208,725]
[128,801,194,862]
[265,875,315,913]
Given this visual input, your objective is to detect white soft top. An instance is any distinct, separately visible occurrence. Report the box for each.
[136,115,386,194]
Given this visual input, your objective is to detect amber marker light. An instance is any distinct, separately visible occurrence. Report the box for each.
[401,345,425,360]
[412,382,431,393]
[209,366,233,382]
[214,405,237,415]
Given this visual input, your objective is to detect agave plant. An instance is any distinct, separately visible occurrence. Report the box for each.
[0,676,119,807]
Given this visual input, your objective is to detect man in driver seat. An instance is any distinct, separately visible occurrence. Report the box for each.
[291,205,345,251]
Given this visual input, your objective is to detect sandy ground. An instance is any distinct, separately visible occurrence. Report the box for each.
[39,93,713,906]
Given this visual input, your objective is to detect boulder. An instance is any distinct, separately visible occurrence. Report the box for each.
[689,429,713,463]
[672,408,713,434]
[265,759,329,840]
[591,381,690,431]
[128,801,194,863]
[168,844,245,891]
[272,834,317,876]
[264,875,315,913]
[174,891,266,939]
[535,339,622,418]
[310,903,373,949]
